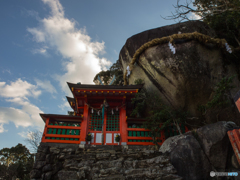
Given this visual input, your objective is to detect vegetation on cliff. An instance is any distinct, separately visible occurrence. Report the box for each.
[131,79,188,146]
[198,75,235,115]
[93,60,123,85]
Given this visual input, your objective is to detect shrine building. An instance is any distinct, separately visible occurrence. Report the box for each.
[40,82,188,146]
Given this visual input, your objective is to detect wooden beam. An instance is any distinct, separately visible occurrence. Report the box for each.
[126,128,150,131]
[47,125,81,130]
[45,134,80,138]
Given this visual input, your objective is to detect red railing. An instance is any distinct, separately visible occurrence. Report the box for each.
[127,124,188,145]
[41,118,189,145]
[127,127,164,145]
[41,118,81,144]
[227,129,240,165]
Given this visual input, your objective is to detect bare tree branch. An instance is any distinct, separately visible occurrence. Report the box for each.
[163,0,240,22]
[24,130,42,153]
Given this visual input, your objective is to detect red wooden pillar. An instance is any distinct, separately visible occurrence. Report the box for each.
[80,95,89,144]
[103,112,107,145]
[41,118,49,142]
[120,96,127,145]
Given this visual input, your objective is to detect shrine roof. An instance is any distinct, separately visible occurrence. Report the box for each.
[40,113,82,123]
[66,96,76,110]
[66,96,75,102]
[67,82,143,91]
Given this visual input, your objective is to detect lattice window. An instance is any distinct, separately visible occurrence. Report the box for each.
[106,110,119,131]
[89,112,102,131]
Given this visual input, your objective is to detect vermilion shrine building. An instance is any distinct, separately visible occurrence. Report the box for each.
[40,82,188,145]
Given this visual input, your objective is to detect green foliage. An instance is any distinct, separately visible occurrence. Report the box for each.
[68,111,74,116]
[93,60,123,85]
[0,144,34,180]
[198,76,235,114]
[134,78,144,85]
[131,80,187,145]
[204,9,240,47]
[130,88,147,117]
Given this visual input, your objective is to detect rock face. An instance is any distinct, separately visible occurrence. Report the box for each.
[159,121,236,180]
[119,20,240,124]
[31,143,183,180]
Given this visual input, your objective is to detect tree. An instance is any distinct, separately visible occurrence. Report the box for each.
[25,130,42,153]
[166,0,240,22]
[93,59,123,85]
[165,0,240,48]
[0,144,34,180]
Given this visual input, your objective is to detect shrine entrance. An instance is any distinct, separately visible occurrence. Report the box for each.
[88,110,120,145]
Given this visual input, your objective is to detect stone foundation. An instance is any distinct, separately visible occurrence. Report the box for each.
[31,143,182,180]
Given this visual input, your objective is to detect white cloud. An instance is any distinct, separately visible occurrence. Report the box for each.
[189,12,201,20]
[0,123,7,133]
[27,28,46,42]
[31,47,48,55]
[28,0,112,94]
[18,131,29,138]
[58,97,70,112]
[35,79,57,94]
[0,79,44,131]
[0,78,41,99]
[2,69,11,74]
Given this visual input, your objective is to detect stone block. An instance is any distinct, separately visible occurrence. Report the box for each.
[50,147,60,154]
[30,170,41,179]
[44,171,52,180]
[46,154,54,164]
[96,152,111,160]
[58,170,78,180]
[37,145,49,154]
[42,164,52,172]
[33,161,46,170]
[36,152,46,161]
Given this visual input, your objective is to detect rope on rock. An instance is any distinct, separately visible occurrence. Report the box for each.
[123,31,232,85]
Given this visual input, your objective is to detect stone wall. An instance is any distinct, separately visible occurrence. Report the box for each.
[31,143,182,180]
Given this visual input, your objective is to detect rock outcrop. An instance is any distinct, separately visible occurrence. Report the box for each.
[159,121,239,180]
[31,144,183,180]
[118,20,240,125]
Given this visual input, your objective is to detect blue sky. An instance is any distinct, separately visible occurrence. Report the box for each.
[0,0,194,151]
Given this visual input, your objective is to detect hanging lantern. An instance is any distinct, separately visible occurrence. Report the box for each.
[91,108,93,114]
[112,109,114,115]
[116,107,118,111]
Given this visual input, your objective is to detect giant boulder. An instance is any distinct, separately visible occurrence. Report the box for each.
[118,21,240,124]
[159,121,235,180]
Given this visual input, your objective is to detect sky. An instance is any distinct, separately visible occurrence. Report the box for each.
[0,0,196,151]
